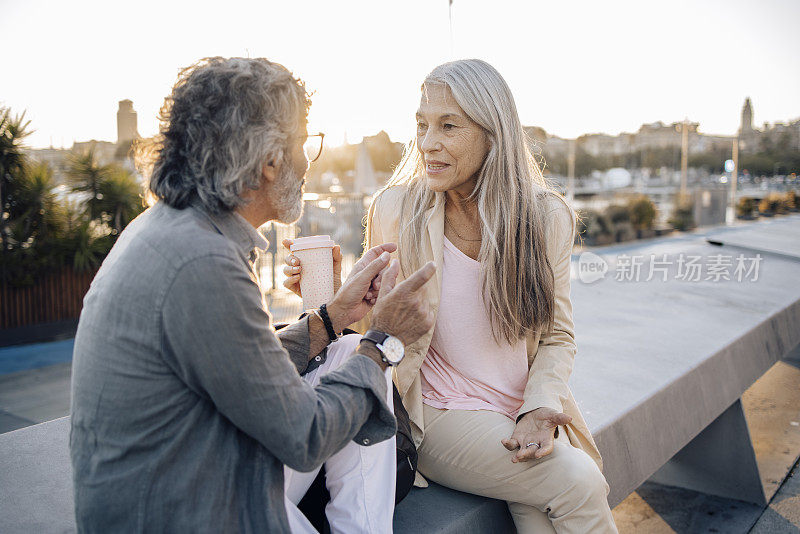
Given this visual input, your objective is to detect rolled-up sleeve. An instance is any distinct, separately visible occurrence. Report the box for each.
[160,252,396,472]
[275,316,315,374]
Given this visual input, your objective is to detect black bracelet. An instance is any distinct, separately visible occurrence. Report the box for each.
[318,303,339,343]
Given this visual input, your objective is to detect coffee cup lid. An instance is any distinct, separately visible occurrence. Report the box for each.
[290,235,335,252]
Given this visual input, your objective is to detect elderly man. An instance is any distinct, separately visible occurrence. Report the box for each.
[70,57,435,533]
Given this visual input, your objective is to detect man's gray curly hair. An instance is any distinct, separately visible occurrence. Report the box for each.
[144,57,310,213]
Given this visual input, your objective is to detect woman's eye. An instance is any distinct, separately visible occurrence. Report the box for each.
[443,123,455,130]
[416,122,427,132]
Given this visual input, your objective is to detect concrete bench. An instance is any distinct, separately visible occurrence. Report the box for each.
[2,215,800,533]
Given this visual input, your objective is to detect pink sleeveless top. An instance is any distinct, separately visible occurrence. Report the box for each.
[420,237,529,420]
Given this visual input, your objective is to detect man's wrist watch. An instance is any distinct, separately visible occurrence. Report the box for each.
[361,330,405,366]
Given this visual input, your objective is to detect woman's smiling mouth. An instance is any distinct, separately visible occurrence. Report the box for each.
[426,161,450,174]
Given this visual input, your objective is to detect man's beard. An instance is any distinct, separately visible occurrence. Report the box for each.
[268,158,304,224]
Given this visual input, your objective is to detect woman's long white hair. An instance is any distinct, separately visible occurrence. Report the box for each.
[374,59,565,344]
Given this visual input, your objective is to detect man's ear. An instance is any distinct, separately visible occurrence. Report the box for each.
[262,159,280,183]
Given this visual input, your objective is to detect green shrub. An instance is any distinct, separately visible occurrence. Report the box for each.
[736,197,758,219]
[603,204,636,242]
[783,190,799,211]
[668,200,695,231]
[758,193,787,215]
[627,195,657,231]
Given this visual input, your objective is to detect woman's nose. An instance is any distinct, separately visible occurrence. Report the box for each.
[421,130,442,153]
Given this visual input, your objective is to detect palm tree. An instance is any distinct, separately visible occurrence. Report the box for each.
[96,167,144,235]
[69,219,112,271]
[0,107,33,252]
[49,199,112,272]
[0,161,65,285]
[7,161,57,244]
[66,147,112,221]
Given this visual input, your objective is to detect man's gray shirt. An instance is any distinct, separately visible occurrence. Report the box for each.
[70,200,396,533]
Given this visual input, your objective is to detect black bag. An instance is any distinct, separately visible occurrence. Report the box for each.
[393,381,418,504]
[274,324,418,531]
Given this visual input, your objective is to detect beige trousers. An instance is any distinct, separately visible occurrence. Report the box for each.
[417,404,618,534]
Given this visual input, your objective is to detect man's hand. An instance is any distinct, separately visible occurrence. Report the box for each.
[369,259,437,347]
[341,242,398,304]
[501,407,572,463]
[324,250,397,332]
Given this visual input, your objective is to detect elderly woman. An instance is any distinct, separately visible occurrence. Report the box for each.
[285,59,617,533]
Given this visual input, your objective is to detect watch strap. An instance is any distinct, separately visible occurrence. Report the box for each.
[362,329,390,346]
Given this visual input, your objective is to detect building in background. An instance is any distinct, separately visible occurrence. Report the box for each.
[740,97,756,150]
[116,99,139,145]
[25,100,141,185]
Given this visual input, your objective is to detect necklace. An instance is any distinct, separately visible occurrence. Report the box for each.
[444,215,482,242]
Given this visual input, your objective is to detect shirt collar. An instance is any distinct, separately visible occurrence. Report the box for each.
[188,197,269,259]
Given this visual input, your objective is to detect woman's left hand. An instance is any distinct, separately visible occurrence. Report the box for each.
[501,407,572,463]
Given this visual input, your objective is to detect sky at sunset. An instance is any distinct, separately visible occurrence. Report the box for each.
[1,0,799,149]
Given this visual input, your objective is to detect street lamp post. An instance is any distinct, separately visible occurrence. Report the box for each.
[728,137,739,224]
[680,118,689,198]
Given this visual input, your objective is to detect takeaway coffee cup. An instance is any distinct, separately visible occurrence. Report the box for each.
[290,235,336,310]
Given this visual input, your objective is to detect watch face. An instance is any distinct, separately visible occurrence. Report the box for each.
[382,336,405,365]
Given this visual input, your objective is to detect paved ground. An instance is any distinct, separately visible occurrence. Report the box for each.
[610,348,800,533]
[1,290,798,533]
[0,363,71,433]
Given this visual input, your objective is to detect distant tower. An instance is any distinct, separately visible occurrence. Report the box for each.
[117,100,139,145]
[739,97,753,135]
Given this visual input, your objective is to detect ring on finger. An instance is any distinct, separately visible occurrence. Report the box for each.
[525,442,540,449]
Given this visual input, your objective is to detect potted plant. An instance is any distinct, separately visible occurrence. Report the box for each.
[758,193,786,217]
[604,204,636,243]
[627,195,657,238]
[736,197,758,220]
[784,190,799,212]
[668,197,695,231]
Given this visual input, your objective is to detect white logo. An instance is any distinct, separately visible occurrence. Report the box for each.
[577,252,609,284]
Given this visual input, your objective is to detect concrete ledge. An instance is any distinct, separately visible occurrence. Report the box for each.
[0,417,73,533]
[393,483,514,533]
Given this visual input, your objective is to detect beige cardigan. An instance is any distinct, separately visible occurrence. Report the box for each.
[355,186,603,486]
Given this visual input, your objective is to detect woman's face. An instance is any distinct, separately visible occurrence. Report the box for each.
[416,83,490,195]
